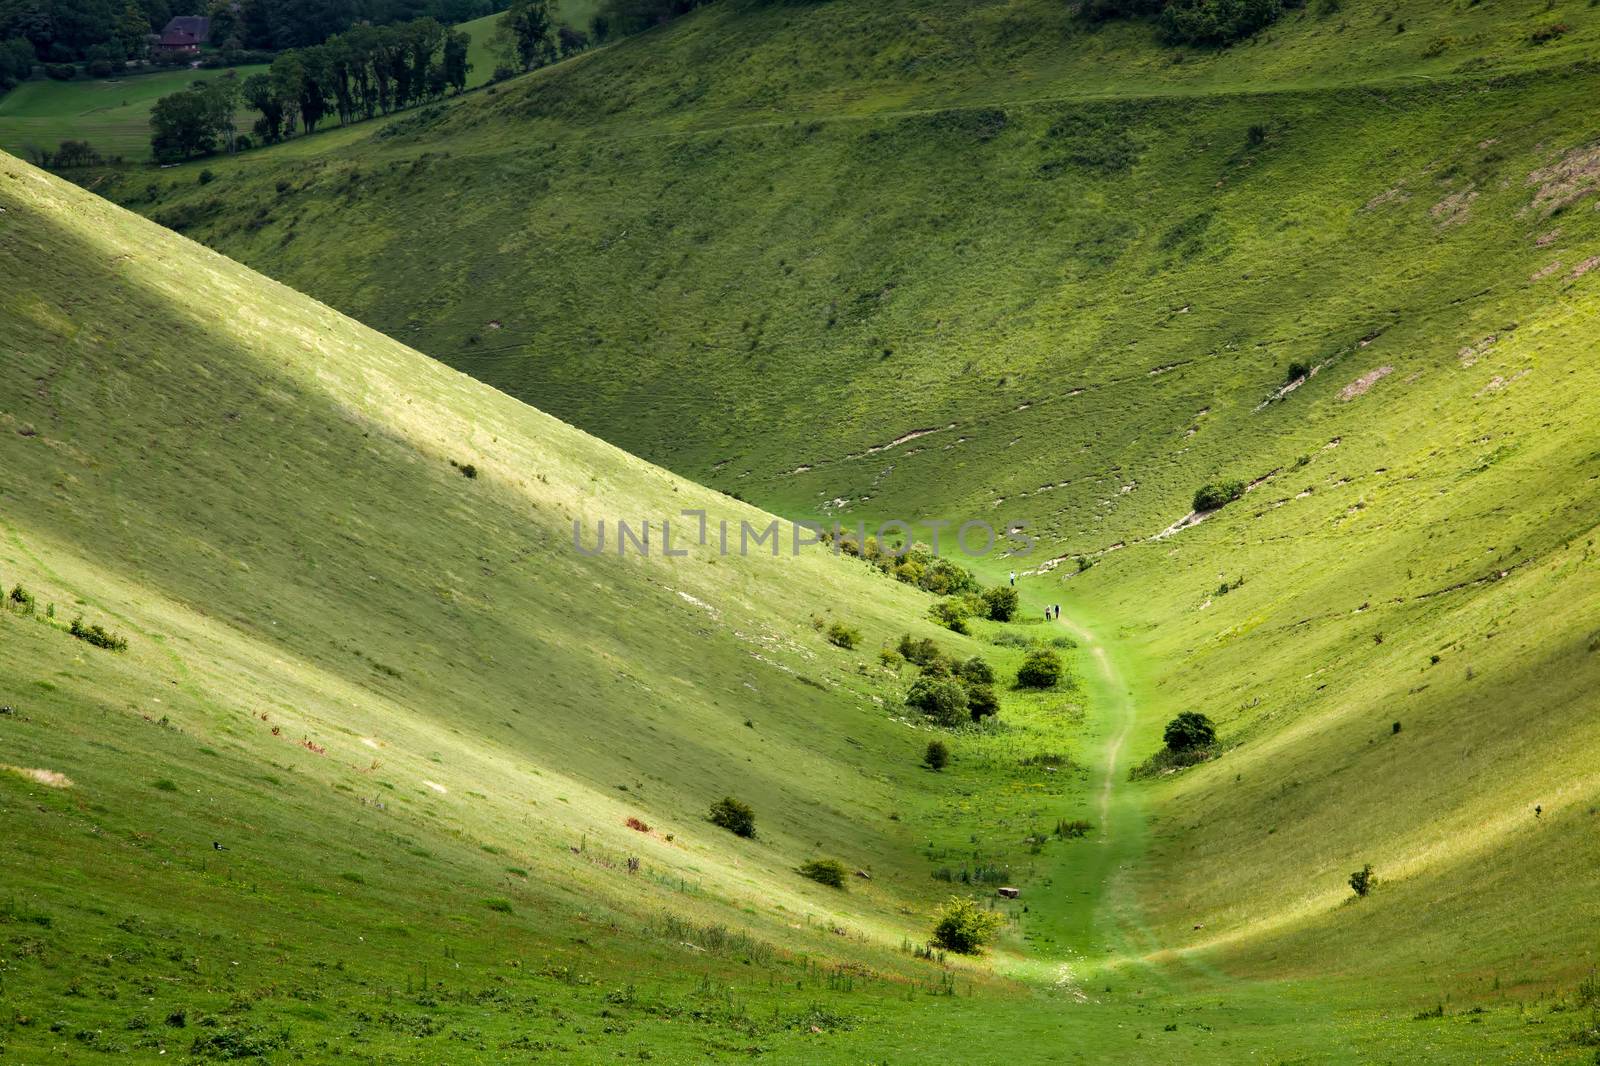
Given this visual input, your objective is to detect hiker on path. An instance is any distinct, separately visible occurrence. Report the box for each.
[1009,571,1016,586]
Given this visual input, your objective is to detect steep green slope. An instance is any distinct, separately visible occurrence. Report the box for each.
[0,154,1126,1061]
[118,0,1600,546]
[17,0,1600,1056]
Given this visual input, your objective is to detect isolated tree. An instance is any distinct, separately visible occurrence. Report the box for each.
[1163,711,1216,752]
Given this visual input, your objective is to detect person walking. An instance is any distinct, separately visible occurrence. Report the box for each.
[1009,570,1016,586]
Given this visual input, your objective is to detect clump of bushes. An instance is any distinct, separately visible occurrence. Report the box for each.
[925,739,950,770]
[930,896,1003,954]
[904,643,1002,726]
[70,616,127,651]
[708,796,755,838]
[1016,648,1064,689]
[798,858,848,889]
[826,621,860,649]
[1349,864,1375,898]
[1285,359,1310,382]
[1193,479,1245,512]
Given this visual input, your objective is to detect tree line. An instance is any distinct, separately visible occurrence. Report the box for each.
[149,16,469,161]
[0,0,495,76]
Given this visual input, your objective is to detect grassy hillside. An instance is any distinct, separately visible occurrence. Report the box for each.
[0,152,1138,1061]
[12,0,1600,1057]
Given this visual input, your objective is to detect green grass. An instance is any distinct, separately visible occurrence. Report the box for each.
[0,65,266,162]
[8,0,1600,1057]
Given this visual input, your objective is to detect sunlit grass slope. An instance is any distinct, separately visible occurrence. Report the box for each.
[0,153,1132,1061]
[25,0,1600,1055]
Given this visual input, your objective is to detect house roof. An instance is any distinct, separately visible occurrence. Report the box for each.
[160,15,211,42]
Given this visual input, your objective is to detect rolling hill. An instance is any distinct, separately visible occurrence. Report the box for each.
[9,0,1600,1059]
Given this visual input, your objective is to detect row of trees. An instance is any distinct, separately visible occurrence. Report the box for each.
[0,0,497,67]
[149,17,469,161]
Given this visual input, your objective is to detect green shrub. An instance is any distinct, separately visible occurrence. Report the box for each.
[1055,818,1093,839]
[8,583,34,613]
[826,621,860,649]
[197,169,215,185]
[907,676,970,728]
[797,858,848,889]
[708,796,756,838]
[956,656,995,685]
[877,648,904,670]
[897,633,941,665]
[925,739,950,770]
[1285,359,1310,381]
[1349,864,1375,898]
[965,684,1000,723]
[152,779,179,792]
[69,616,127,651]
[1016,648,1063,689]
[1163,711,1216,751]
[1192,479,1245,512]
[929,598,970,634]
[981,586,1019,621]
[930,896,1003,954]
[484,897,514,913]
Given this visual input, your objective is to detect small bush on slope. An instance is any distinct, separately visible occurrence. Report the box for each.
[1016,648,1063,688]
[930,896,1003,954]
[826,621,861,649]
[906,676,970,728]
[797,858,847,888]
[708,796,755,838]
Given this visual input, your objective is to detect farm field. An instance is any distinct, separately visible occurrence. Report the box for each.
[0,65,266,162]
